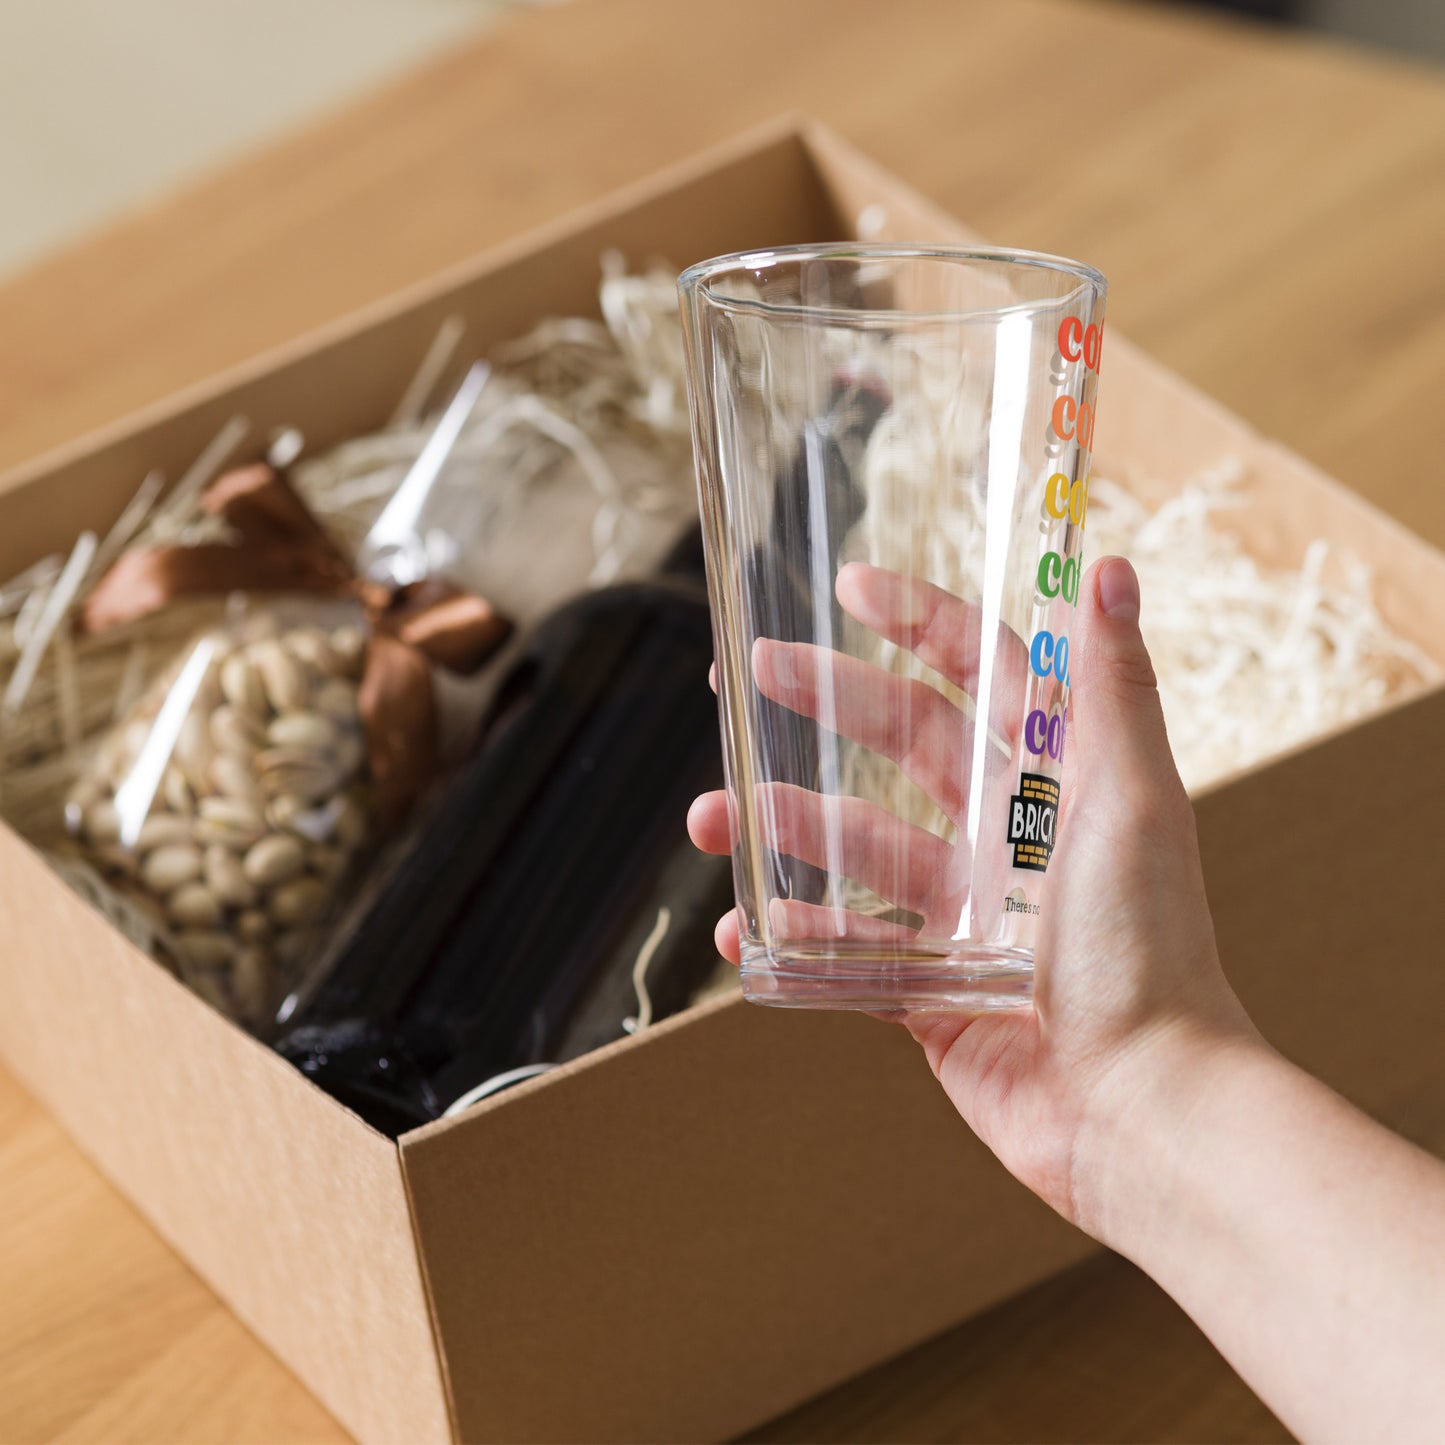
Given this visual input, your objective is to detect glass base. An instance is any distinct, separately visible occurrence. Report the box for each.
[739,942,1034,1014]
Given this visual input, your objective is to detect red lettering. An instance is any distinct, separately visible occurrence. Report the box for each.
[1057,316,1103,374]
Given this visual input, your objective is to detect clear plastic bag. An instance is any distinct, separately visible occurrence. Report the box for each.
[64,367,517,1029]
[66,600,374,1027]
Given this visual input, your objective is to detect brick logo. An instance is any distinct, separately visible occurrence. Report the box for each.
[1006,773,1059,873]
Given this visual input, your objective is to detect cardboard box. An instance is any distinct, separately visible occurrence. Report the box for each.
[2,117,1444,1444]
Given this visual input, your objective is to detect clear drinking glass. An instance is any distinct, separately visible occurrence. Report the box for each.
[679,244,1106,1011]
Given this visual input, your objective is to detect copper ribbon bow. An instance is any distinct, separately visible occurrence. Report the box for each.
[81,462,512,823]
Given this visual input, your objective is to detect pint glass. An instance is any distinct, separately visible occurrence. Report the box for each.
[679,244,1107,1011]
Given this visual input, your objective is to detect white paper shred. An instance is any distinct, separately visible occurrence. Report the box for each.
[1085,461,1439,792]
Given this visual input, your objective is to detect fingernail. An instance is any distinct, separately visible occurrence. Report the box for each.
[755,639,798,688]
[835,566,879,627]
[1098,558,1140,622]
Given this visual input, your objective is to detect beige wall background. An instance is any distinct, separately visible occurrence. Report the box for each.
[0,0,515,281]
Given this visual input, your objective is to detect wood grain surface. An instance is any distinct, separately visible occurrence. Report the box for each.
[0,1,1440,1440]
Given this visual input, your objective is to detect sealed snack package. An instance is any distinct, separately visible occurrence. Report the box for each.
[65,368,511,1029]
[67,602,374,1025]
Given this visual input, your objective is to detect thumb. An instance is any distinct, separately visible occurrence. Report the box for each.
[1067,556,1183,801]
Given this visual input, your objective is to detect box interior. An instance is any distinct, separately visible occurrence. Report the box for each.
[3,117,1445,1444]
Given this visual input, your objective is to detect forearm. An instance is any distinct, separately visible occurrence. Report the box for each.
[1081,1029,1445,1443]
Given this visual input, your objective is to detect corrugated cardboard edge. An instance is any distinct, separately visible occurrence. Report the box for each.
[2,112,1443,1445]
[0,826,451,1445]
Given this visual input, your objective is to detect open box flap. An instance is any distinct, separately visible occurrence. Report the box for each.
[0,826,449,1444]
[397,990,1092,1445]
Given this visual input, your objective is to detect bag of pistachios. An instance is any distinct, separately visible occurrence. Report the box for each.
[68,603,375,1026]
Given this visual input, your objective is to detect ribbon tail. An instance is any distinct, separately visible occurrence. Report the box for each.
[358,630,440,827]
[80,464,355,635]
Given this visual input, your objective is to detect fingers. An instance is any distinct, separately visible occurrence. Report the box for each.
[687,791,732,855]
[751,566,1034,825]
[767,898,917,946]
[1067,557,1191,828]
[714,908,741,964]
[754,782,948,915]
[835,562,1031,731]
[835,562,983,685]
[709,898,916,969]
[753,638,972,821]
[690,784,949,915]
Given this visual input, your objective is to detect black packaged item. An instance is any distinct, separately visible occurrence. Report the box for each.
[744,375,890,914]
[273,549,729,1135]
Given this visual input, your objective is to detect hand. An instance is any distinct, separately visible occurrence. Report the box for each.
[697,556,1445,1441]
[689,555,1259,1234]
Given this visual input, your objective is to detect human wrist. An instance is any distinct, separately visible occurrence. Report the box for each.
[1068,1016,1269,1256]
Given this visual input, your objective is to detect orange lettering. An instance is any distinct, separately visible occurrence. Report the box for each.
[1058,316,1084,363]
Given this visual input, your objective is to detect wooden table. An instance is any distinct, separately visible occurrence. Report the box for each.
[1,1,1440,1439]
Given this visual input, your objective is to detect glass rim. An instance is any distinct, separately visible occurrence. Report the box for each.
[677,242,1106,324]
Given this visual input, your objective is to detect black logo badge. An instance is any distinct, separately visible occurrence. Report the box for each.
[1006,773,1059,872]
